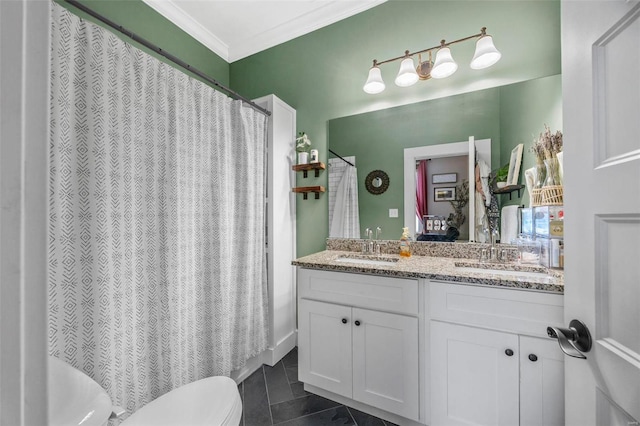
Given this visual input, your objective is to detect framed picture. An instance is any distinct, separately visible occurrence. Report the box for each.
[434,187,456,201]
[432,172,457,184]
[507,143,524,186]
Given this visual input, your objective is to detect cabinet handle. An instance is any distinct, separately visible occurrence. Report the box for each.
[528,354,538,362]
[505,349,514,356]
[354,320,361,326]
[341,318,348,324]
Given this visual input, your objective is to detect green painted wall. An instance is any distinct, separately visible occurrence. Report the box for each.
[328,89,501,239]
[57,0,230,86]
[499,75,563,207]
[328,74,562,238]
[231,0,561,257]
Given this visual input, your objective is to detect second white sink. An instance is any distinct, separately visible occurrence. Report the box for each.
[336,256,399,266]
[454,262,550,279]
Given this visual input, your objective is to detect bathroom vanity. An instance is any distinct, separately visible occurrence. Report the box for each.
[293,242,564,426]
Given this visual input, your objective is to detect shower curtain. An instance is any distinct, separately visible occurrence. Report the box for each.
[416,159,429,232]
[48,3,268,413]
[329,158,360,238]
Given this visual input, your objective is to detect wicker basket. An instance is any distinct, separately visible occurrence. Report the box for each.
[541,185,564,205]
[531,188,544,206]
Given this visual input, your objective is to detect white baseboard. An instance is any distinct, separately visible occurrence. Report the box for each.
[264,330,297,367]
[304,384,427,426]
[230,331,298,383]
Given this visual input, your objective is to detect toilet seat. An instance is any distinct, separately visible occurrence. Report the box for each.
[121,376,242,426]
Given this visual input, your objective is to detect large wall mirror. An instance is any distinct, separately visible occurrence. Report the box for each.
[327,74,562,241]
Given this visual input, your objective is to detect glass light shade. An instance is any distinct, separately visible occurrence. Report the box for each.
[363,66,385,94]
[430,47,458,79]
[470,35,501,69]
[394,57,420,87]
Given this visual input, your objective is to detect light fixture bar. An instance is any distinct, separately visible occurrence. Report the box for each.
[373,28,487,67]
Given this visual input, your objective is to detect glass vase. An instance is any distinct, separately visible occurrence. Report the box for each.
[544,157,561,186]
[534,159,546,189]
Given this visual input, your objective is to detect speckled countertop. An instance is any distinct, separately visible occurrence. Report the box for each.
[292,249,564,294]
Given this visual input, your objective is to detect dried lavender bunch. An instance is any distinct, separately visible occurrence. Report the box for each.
[530,125,563,161]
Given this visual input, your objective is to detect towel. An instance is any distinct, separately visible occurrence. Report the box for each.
[501,205,520,245]
[478,159,491,207]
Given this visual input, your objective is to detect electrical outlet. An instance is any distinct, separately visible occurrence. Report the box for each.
[389,209,398,218]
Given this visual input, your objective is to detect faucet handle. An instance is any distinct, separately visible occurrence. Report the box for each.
[364,228,371,239]
[376,227,382,239]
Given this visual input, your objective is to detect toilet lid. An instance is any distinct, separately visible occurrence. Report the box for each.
[121,376,242,426]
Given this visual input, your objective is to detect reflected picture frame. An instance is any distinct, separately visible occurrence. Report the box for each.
[434,187,456,202]
[507,143,524,186]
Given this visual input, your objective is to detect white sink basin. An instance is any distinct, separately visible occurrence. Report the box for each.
[335,256,399,266]
[48,357,113,426]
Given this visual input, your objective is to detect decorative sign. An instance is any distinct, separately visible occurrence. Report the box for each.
[432,173,457,184]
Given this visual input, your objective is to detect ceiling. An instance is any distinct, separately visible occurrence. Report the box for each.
[142,0,387,63]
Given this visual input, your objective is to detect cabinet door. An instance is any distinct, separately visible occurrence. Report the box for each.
[298,299,352,398]
[352,308,419,421]
[431,321,519,426]
[519,335,564,426]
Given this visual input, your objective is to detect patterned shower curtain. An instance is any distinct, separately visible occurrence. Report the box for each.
[48,3,268,413]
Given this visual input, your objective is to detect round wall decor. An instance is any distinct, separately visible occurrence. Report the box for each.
[365,170,390,195]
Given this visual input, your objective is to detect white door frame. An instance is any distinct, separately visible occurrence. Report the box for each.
[404,138,491,240]
[0,1,50,424]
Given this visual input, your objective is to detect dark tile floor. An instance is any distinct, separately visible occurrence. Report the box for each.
[238,347,398,426]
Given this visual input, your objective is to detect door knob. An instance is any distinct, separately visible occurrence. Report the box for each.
[505,349,514,356]
[528,354,538,362]
[547,319,592,359]
[341,318,348,324]
[354,320,361,326]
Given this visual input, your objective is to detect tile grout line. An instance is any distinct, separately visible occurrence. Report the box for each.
[262,365,275,425]
[345,406,358,425]
[272,406,348,426]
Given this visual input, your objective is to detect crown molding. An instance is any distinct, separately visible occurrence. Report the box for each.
[142,0,230,62]
[228,0,387,62]
[142,0,386,64]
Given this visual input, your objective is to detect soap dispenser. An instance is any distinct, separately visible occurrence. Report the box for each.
[399,227,411,257]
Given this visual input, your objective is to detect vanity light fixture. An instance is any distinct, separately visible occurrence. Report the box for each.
[363,27,501,94]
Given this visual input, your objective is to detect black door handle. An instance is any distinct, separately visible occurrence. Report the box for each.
[547,319,592,359]
[341,318,348,324]
[528,354,538,362]
[505,349,514,356]
[354,320,361,326]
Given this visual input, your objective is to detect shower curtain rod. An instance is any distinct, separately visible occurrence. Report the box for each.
[64,0,271,117]
[328,149,355,167]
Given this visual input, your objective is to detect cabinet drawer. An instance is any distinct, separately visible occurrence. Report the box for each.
[298,269,419,315]
[429,281,563,338]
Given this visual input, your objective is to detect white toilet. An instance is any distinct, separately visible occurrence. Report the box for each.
[48,356,242,426]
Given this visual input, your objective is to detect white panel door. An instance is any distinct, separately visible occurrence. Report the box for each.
[562,1,640,424]
[298,299,352,398]
[352,308,419,421]
[519,336,564,426]
[431,321,519,426]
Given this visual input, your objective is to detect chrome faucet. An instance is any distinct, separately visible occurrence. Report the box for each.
[374,227,383,255]
[490,228,501,262]
[363,228,374,253]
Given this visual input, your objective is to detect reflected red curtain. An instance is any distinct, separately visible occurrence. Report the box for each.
[416,160,429,222]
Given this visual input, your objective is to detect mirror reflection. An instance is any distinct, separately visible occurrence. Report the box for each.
[328,74,562,241]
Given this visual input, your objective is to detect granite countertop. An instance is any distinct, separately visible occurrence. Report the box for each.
[292,250,564,294]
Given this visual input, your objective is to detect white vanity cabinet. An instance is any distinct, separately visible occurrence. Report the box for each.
[297,269,422,422]
[429,281,565,426]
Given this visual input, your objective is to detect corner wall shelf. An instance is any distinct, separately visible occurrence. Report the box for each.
[292,186,325,200]
[292,162,326,178]
[494,184,525,200]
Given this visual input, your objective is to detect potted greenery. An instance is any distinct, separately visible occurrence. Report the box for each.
[296,132,311,164]
[493,163,509,188]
